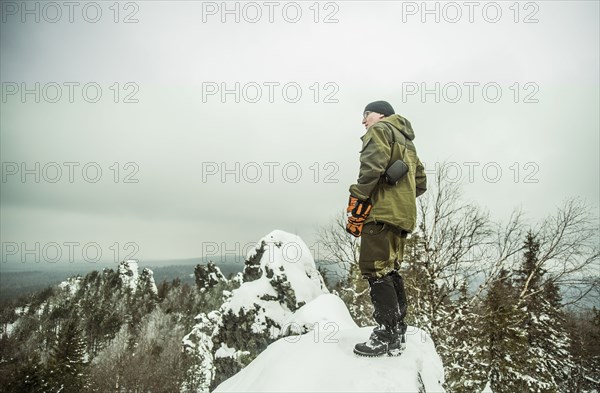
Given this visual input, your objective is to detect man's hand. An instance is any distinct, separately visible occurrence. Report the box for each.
[346,196,372,237]
[347,196,359,213]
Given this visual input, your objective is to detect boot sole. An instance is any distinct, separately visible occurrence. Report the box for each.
[353,349,386,357]
[353,347,405,357]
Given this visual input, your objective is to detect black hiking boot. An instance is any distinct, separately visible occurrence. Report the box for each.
[386,333,406,356]
[354,273,407,357]
[353,328,406,357]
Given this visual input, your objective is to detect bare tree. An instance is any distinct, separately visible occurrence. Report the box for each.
[419,166,599,309]
[315,211,372,325]
[316,163,599,328]
[417,162,496,303]
[522,197,600,307]
[315,210,360,281]
[469,208,528,303]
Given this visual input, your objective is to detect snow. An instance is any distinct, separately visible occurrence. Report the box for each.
[244,229,329,304]
[215,343,237,359]
[15,306,29,315]
[282,294,358,335]
[118,259,139,292]
[142,268,158,295]
[481,381,494,392]
[227,275,279,313]
[58,276,82,296]
[231,272,243,286]
[186,230,447,392]
[182,310,222,392]
[223,230,329,332]
[3,321,16,337]
[221,290,234,303]
[214,324,445,393]
[214,293,446,393]
[181,334,196,350]
[214,343,250,361]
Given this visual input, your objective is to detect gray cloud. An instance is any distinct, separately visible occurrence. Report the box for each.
[1,1,598,264]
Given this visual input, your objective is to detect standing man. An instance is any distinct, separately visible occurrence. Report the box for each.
[346,100,427,357]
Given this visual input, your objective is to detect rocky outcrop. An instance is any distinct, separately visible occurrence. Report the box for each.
[182,230,329,391]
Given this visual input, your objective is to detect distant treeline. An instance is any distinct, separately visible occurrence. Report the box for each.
[0,264,218,304]
[0,258,343,304]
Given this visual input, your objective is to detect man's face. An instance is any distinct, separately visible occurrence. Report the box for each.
[362,111,384,129]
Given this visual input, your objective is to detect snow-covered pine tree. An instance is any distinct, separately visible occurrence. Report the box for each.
[583,308,600,389]
[514,232,575,392]
[566,307,600,392]
[45,314,90,393]
[482,269,530,393]
[440,282,488,393]
[195,261,228,291]
[402,231,438,334]
[127,267,159,339]
[2,353,46,393]
[542,280,577,390]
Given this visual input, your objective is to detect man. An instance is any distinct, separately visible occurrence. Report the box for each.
[346,100,427,357]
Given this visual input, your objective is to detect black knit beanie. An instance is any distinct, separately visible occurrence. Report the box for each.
[364,101,395,117]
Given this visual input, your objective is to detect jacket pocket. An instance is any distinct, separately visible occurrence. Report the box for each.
[363,222,387,236]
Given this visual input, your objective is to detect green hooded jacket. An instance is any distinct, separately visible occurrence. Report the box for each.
[349,114,427,233]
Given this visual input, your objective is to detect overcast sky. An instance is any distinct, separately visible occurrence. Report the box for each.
[1,1,598,267]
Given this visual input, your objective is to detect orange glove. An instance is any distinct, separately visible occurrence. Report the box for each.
[347,196,359,213]
[346,196,372,237]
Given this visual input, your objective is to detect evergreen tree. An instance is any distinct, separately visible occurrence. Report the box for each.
[539,280,575,390]
[441,282,488,393]
[482,269,530,393]
[45,315,90,393]
[402,231,436,333]
[587,308,600,389]
[130,268,159,331]
[194,261,227,291]
[515,232,575,392]
[3,353,46,393]
[567,307,600,392]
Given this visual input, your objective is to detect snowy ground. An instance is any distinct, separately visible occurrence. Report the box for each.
[214,295,445,393]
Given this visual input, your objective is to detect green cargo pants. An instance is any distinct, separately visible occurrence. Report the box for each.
[359,222,407,278]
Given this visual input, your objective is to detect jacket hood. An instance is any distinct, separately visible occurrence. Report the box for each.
[378,114,415,141]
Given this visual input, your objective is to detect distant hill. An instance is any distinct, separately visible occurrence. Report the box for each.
[0,255,344,303]
[0,258,232,303]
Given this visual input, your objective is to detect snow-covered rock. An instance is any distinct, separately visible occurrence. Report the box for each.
[182,311,221,392]
[185,230,447,392]
[118,259,140,292]
[116,259,157,294]
[14,306,29,316]
[58,275,82,296]
[215,229,329,343]
[137,265,158,295]
[195,261,228,292]
[214,293,446,393]
[234,229,329,312]
[183,229,330,391]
